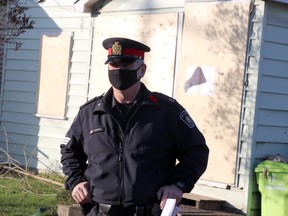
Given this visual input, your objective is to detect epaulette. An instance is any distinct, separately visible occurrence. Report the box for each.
[80,94,104,109]
[152,92,177,105]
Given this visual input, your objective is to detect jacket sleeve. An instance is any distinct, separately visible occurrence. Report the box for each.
[60,113,88,190]
[172,103,209,192]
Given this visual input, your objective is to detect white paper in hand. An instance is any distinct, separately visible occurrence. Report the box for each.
[160,198,181,216]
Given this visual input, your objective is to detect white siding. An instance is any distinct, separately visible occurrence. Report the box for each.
[236,1,265,215]
[0,0,92,171]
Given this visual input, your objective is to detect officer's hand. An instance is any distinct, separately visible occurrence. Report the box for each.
[156,184,183,209]
[72,181,92,204]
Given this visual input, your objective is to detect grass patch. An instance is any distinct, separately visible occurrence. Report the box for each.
[0,170,75,216]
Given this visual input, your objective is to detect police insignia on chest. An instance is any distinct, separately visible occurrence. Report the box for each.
[112,41,122,55]
[180,110,195,128]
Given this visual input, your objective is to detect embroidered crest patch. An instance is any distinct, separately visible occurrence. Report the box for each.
[180,110,195,128]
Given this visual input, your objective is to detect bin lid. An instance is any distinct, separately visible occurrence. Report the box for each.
[255,160,288,173]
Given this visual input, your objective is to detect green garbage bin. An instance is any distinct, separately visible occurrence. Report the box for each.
[255,160,288,216]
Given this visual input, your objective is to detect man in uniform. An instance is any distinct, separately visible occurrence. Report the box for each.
[60,37,209,216]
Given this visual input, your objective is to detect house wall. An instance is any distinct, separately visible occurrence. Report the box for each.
[0,0,92,171]
[254,1,288,157]
[90,0,185,98]
[0,6,5,96]
[3,0,288,215]
[1,0,251,212]
[0,36,3,93]
[243,1,288,215]
[239,1,265,215]
[175,1,250,186]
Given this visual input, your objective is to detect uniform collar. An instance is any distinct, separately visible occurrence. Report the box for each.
[94,83,159,113]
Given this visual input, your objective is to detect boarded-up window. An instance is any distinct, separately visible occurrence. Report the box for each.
[36,33,73,119]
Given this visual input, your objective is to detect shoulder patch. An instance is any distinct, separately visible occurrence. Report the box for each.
[152,92,176,105]
[180,110,195,128]
[80,94,104,109]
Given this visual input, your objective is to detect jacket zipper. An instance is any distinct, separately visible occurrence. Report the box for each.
[106,113,125,205]
[118,142,124,204]
[119,106,142,205]
[106,105,144,206]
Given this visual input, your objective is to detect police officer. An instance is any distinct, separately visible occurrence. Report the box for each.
[60,37,209,216]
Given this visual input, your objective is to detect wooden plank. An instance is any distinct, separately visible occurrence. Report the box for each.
[36,34,72,119]
[91,13,178,97]
[175,2,250,184]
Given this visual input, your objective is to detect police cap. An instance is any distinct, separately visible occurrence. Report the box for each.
[103,37,150,64]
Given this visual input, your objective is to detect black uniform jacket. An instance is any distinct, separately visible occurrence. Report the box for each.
[60,83,209,207]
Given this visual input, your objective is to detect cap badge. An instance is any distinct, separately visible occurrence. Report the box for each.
[112,41,122,56]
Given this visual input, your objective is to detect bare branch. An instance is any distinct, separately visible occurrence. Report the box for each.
[0,0,42,52]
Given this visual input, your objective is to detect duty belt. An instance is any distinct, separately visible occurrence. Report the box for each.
[98,203,161,216]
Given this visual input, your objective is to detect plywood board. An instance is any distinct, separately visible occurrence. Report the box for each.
[175,2,250,184]
[36,34,72,119]
[89,13,178,98]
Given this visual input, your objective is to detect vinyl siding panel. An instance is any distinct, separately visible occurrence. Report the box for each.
[2,101,35,114]
[0,0,91,171]
[262,58,288,78]
[258,92,288,110]
[256,1,288,145]
[245,2,288,214]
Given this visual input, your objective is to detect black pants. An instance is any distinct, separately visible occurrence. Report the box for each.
[81,203,162,216]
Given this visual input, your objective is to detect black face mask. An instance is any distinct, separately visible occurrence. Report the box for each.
[108,65,143,90]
